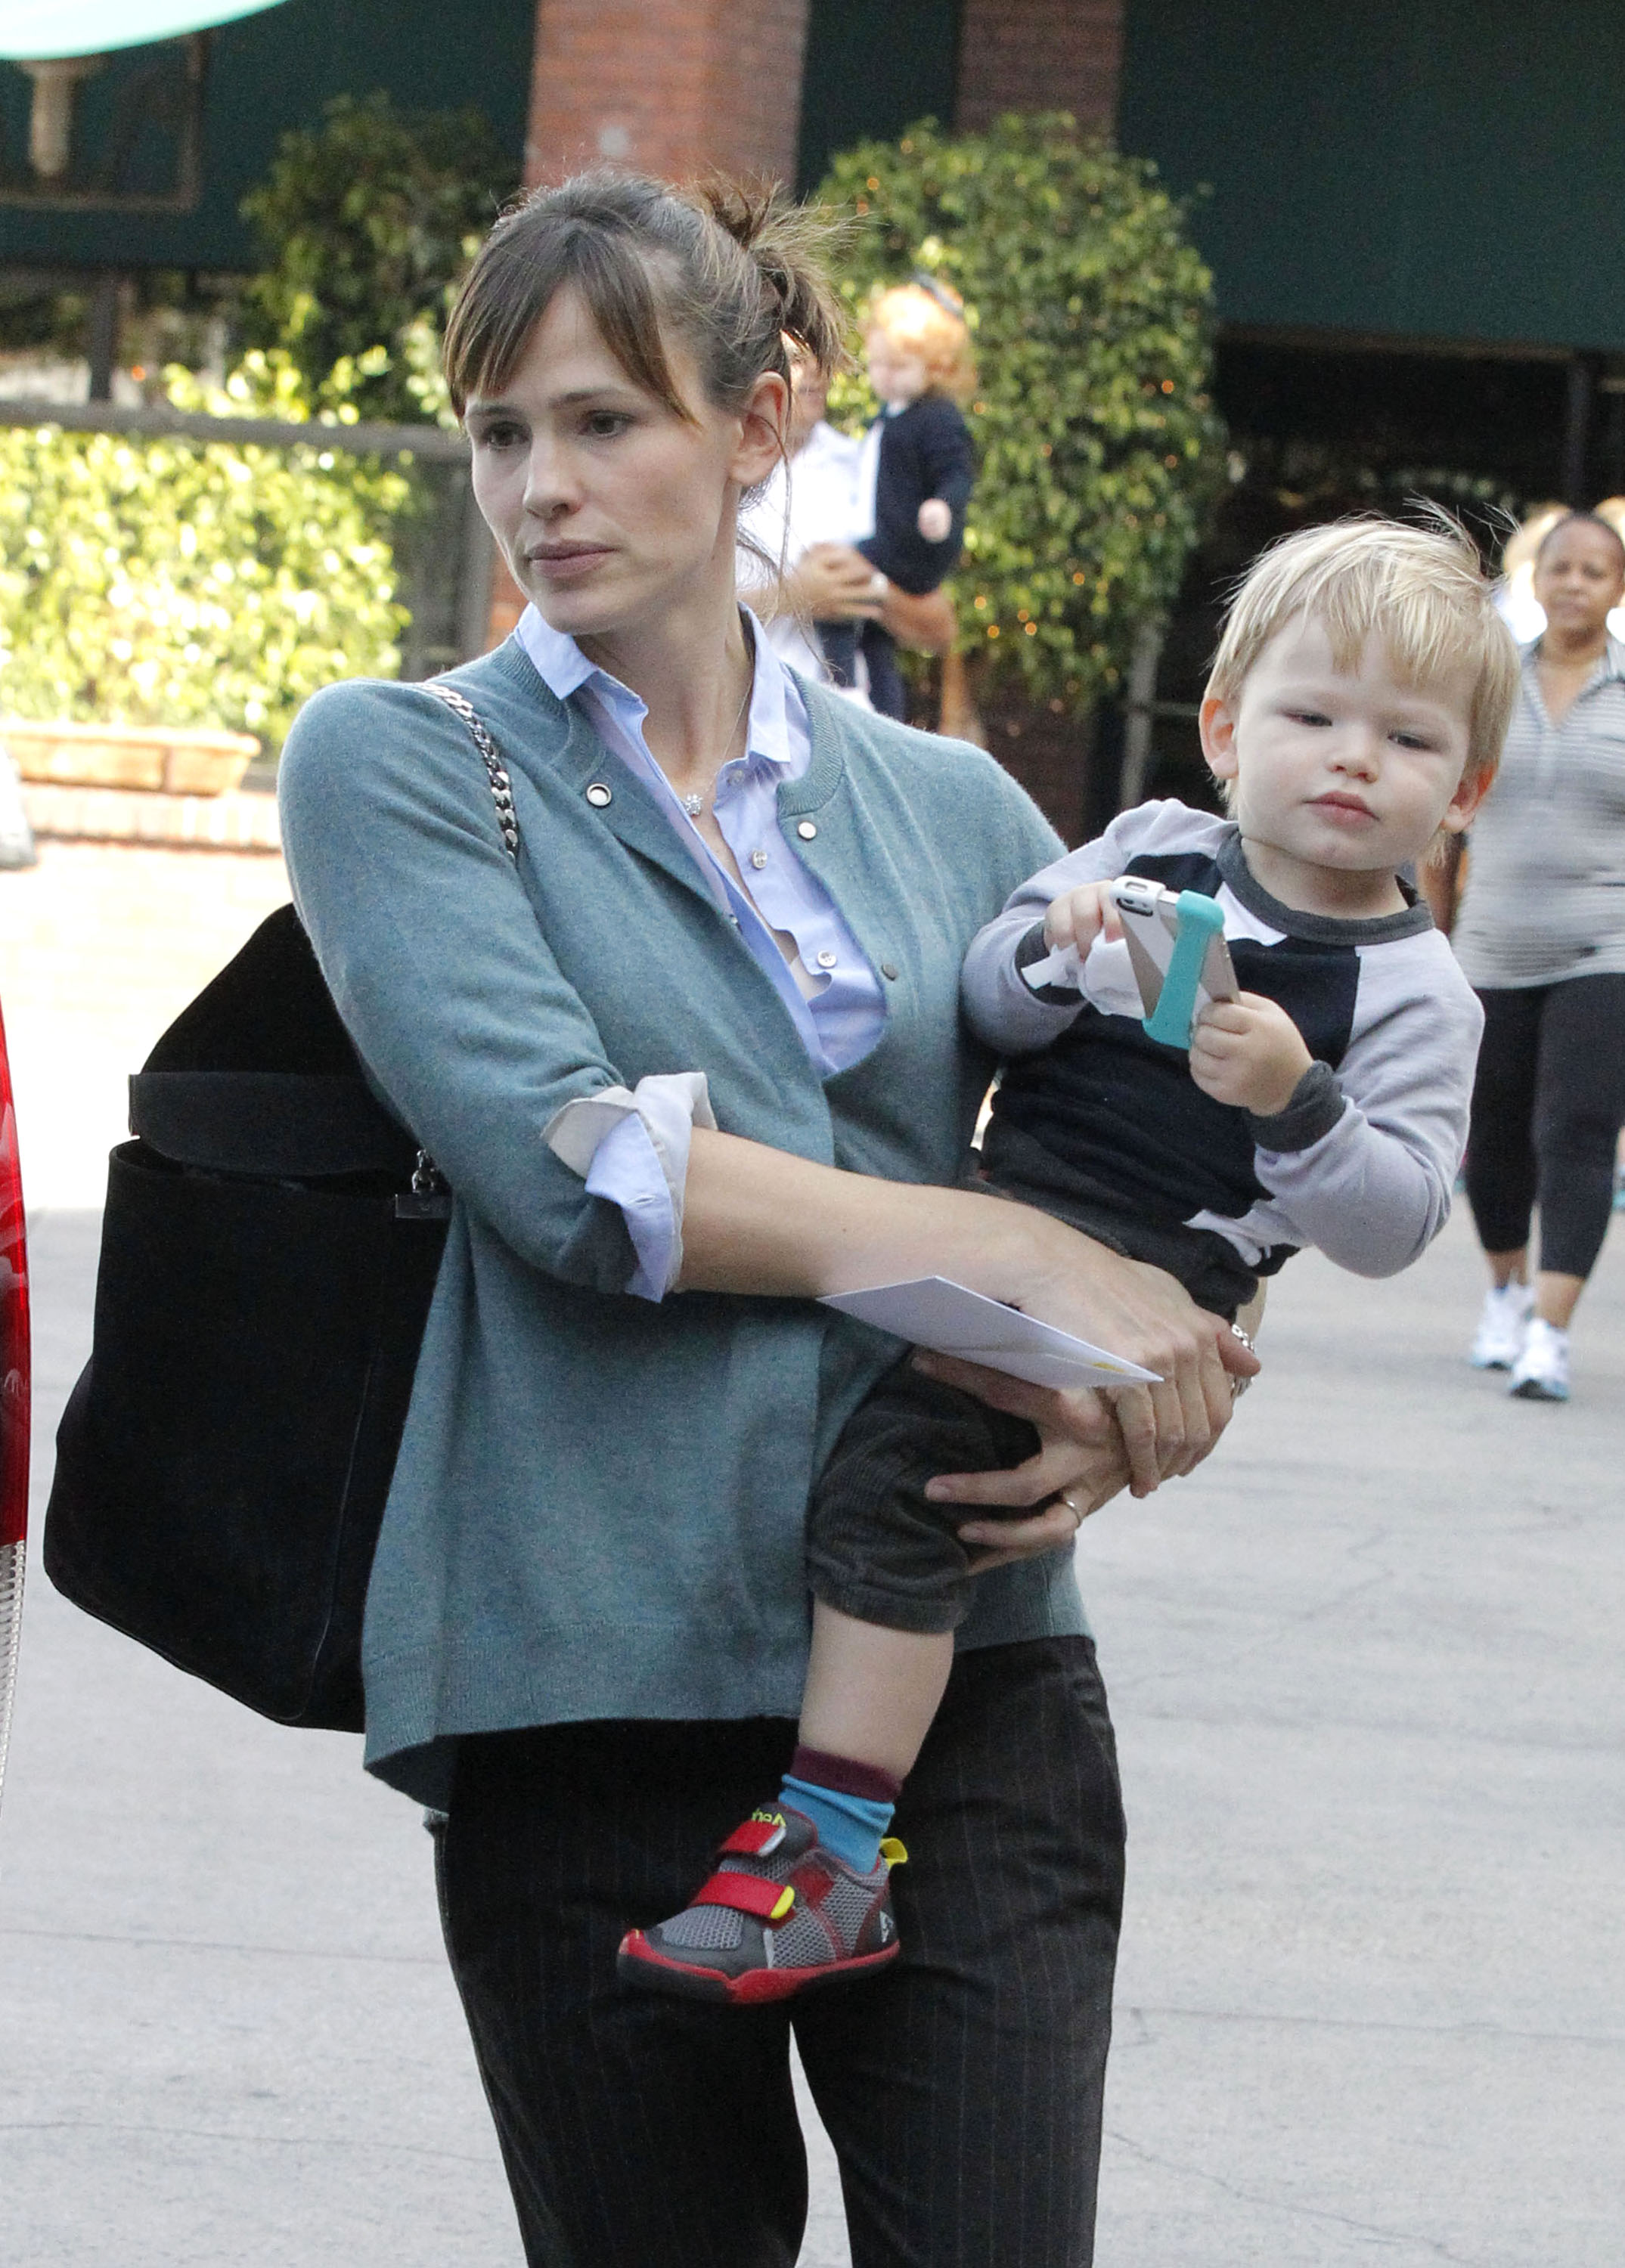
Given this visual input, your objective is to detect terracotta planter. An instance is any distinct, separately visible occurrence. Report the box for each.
[1,719,259,797]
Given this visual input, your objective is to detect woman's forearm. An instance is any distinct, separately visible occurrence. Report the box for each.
[676,1127,1253,1408]
[677,1129,1040,1302]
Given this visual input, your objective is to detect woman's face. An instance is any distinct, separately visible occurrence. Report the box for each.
[1532,519,1625,641]
[466,286,786,640]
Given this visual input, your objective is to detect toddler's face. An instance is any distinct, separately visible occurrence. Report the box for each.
[1202,615,1481,886]
[866,331,930,408]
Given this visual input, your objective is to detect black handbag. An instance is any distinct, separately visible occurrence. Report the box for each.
[43,686,519,1730]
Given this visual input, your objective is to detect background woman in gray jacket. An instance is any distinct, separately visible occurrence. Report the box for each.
[1456,510,1625,1402]
[278,172,1251,2268]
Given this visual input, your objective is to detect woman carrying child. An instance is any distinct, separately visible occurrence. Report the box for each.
[277,172,1248,2267]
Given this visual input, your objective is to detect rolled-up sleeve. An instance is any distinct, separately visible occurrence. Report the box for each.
[546,1071,717,1300]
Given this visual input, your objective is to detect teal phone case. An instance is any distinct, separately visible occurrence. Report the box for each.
[1143,891,1227,1049]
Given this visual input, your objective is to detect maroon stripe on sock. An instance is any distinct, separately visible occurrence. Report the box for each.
[791,1745,902,1805]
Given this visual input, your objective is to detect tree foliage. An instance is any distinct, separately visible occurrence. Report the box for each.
[239,92,516,424]
[820,113,1227,710]
[0,355,410,748]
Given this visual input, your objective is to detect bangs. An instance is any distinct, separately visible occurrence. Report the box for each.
[444,217,696,423]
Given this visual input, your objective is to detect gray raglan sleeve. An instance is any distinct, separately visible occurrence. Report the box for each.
[1248,936,1484,1277]
[960,799,1196,1053]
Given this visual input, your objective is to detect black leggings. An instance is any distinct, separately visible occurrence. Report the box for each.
[1465,973,1625,1279]
[436,1638,1125,2267]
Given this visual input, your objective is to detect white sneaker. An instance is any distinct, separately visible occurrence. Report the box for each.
[1469,1283,1532,1370]
[1509,1318,1570,1402]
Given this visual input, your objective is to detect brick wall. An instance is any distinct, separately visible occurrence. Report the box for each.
[526,0,811,185]
[954,0,1124,135]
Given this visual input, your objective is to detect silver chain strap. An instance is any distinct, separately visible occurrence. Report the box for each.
[400,681,523,1210]
[423,680,519,858]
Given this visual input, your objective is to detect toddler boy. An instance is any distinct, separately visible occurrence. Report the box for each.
[620,516,1520,2003]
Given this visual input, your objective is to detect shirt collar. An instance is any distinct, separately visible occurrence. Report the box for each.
[515,602,799,772]
[1520,632,1625,685]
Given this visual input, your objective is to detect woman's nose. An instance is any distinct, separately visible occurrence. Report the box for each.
[522,438,578,519]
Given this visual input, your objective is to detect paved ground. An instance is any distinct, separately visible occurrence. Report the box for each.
[4,1199,1622,2266]
[0,841,290,1210]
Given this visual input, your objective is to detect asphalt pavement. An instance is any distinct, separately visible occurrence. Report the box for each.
[3,1203,1621,2266]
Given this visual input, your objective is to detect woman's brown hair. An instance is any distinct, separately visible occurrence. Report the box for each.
[442,171,846,426]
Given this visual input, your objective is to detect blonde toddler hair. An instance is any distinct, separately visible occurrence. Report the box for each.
[866,281,977,404]
[1208,513,1520,798]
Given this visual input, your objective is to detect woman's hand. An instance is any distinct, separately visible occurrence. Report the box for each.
[910,1352,1132,1571]
[1015,1252,1255,1495]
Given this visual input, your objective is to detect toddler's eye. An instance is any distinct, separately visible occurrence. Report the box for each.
[1289,709,1332,727]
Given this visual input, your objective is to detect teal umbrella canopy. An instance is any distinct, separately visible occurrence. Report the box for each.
[0,0,288,62]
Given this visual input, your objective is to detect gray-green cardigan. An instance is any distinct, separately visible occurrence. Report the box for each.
[278,640,1080,1802]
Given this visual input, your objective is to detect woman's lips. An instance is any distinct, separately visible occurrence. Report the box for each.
[526,544,613,582]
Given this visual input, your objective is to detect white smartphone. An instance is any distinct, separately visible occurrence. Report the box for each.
[1109,876,1239,1048]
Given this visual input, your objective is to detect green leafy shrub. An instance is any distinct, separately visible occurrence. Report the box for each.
[0,353,411,748]
[820,113,1227,710]
[239,92,516,426]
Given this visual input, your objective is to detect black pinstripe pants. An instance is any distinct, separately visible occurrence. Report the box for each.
[436,1636,1126,2267]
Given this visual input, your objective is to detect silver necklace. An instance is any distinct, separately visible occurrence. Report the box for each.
[672,665,752,819]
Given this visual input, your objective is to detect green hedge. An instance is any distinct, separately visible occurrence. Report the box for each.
[820,113,1227,711]
[0,355,411,751]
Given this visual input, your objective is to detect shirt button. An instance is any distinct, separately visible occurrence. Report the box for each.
[797,820,817,841]
[750,848,768,869]
[585,782,612,808]
[881,962,899,981]
[817,947,838,970]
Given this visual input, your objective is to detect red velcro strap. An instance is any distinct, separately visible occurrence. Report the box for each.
[718,1817,786,1857]
[691,1870,792,1923]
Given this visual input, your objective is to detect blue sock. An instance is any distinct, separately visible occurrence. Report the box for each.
[780,1765,897,1876]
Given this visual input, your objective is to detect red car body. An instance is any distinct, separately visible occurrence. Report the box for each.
[0,998,30,1809]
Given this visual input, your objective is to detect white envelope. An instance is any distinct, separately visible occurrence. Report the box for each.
[820,1275,1160,1390]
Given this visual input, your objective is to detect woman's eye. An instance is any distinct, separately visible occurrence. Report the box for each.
[583,411,632,439]
[475,420,525,451]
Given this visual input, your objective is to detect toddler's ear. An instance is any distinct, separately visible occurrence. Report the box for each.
[1440,764,1489,835]
[1199,689,1240,789]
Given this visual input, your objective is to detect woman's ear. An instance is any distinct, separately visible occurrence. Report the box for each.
[731,370,790,491]
[1199,688,1241,792]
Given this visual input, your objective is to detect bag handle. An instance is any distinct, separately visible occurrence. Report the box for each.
[422,680,519,860]
[404,682,523,1211]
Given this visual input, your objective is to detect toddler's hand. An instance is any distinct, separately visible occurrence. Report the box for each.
[1189,993,1313,1115]
[917,497,953,542]
[1043,880,1124,958]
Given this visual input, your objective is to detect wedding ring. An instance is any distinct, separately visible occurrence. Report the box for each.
[1228,1321,1254,1399]
[1059,1492,1086,1531]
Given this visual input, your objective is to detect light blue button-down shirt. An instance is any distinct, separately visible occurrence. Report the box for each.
[516,604,885,1294]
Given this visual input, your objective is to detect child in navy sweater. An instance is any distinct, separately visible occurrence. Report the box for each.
[817,281,976,719]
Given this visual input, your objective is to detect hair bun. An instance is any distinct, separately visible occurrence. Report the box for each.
[688,176,848,377]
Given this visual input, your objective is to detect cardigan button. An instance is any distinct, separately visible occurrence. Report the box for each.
[880,962,899,981]
[585,782,612,808]
[796,820,817,840]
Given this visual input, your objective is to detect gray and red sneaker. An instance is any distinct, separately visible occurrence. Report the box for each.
[617,1804,907,2006]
